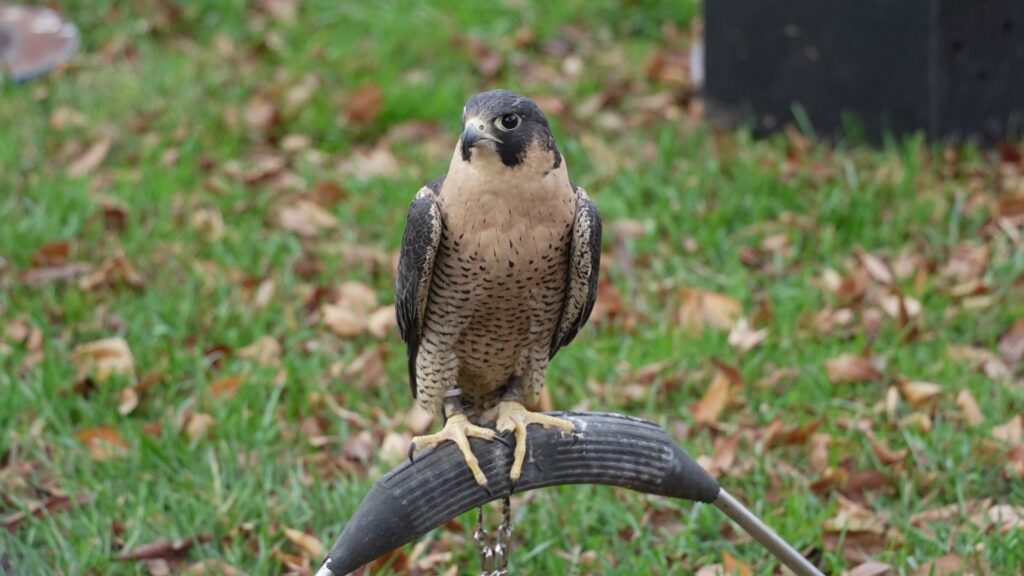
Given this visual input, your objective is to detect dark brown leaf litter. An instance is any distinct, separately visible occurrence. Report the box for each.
[115,534,214,561]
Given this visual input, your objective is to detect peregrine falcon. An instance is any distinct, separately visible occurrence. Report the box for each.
[396,90,602,486]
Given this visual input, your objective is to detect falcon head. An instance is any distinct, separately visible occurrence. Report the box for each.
[459,90,561,170]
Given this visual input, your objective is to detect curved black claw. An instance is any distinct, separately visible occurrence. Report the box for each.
[408,443,416,464]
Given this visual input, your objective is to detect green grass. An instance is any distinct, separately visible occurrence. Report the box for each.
[3,1,1023,574]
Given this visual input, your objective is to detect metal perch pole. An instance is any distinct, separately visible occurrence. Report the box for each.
[316,412,823,576]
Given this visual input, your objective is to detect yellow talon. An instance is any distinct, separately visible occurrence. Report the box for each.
[495,400,575,481]
[409,413,497,485]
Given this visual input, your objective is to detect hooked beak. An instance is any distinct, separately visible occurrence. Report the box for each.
[461,117,502,161]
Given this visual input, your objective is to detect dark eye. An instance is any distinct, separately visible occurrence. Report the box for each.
[495,114,521,131]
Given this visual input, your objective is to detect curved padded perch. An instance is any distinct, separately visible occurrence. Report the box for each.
[319,412,719,575]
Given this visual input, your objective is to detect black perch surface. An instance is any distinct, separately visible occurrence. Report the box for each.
[704,0,1024,143]
[320,412,720,575]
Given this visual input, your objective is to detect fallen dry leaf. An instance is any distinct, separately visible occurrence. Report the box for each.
[31,241,70,267]
[336,281,378,313]
[337,145,400,180]
[955,389,984,427]
[209,374,245,399]
[347,84,384,125]
[77,426,130,460]
[182,410,215,441]
[322,303,367,338]
[721,551,752,576]
[727,317,768,352]
[379,431,411,467]
[238,336,281,366]
[276,200,338,237]
[846,561,895,576]
[867,434,908,465]
[898,380,943,408]
[982,503,1024,533]
[72,337,135,383]
[992,415,1023,444]
[67,137,112,177]
[998,318,1024,367]
[678,288,742,333]
[825,354,882,384]
[79,253,145,291]
[858,251,893,285]
[366,306,397,338]
[808,432,832,472]
[116,535,213,561]
[911,554,962,576]
[182,559,248,576]
[0,493,94,532]
[118,386,139,416]
[691,369,730,424]
[282,527,326,558]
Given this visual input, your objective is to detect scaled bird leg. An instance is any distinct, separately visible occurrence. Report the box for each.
[495,397,575,482]
[409,389,497,486]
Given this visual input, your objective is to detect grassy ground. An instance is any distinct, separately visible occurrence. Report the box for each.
[2,1,1023,574]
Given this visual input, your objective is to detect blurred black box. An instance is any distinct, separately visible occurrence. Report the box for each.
[704,0,1024,143]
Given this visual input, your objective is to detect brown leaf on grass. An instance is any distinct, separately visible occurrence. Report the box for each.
[940,243,989,284]
[49,106,87,130]
[998,318,1024,367]
[67,137,112,176]
[846,560,896,576]
[992,415,1023,444]
[955,389,984,427]
[367,306,397,338]
[337,145,400,180]
[677,288,742,333]
[690,369,730,424]
[77,426,130,460]
[182,559,248,576]
[282,527,326,558]
[72,337,135,383]
[273,549,308,572]
[276,200,338,237]
[808,433,831,471]
[721,551,752,576]
[255,0,299,21]
[823,495,902,564]
[898,380,942,407]
[825,354,882,384]
[31,241,70,267]
[116,535,213,561]
[118,386,139,416]
[5,317,43,351]
[857,250,893,285]
[867,434,908,465]
[322,303,367,338]
[981,504,1024,533]
[379,431,412,467]
[946,345,1012,382]
[309,181,347,207]
[347,84,384,125]
[79,253,145,291]
[911,554,963,576]
[0,493,94,532]
[727,317,768,352]
[190,208,226,241]
[209,374,245,399]
[238,336,281,366]
[244,95,279,137]
[404,404,434,435]
[340,346,387,390]
[19,262,93,286]
[182,410,215,441]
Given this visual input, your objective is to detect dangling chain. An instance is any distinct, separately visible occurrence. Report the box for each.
[475,497,512,575]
